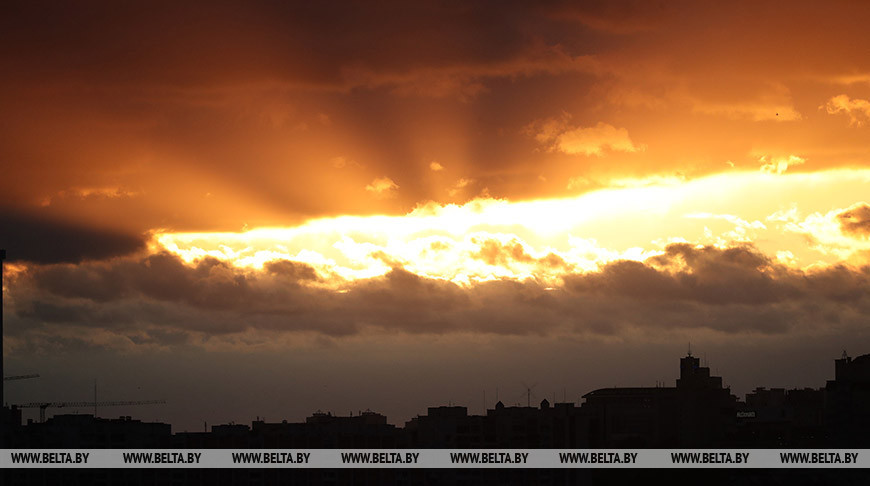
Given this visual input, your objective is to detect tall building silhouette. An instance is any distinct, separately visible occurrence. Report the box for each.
[826,352,870,446]
[580,353,737,447]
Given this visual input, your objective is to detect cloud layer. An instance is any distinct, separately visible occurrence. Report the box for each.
[7,239,870,356]
[529,118,642,156]
[824,95,870,126]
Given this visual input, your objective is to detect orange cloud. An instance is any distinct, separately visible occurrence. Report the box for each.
[824,95,870,126]
[837,203,870,237]
[759,155,806,175]
[447,178,473,197]
[528,117,642,156]
[365,177,399,198]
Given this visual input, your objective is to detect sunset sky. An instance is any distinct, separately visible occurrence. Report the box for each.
[3,1,870,430]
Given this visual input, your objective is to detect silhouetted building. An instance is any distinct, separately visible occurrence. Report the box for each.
[405,406,483,447]
[404,402,585,448]
[826,352,870,446]
[0,405,22,447]
[734,387,825,446]
[580,354,737,447]
[175,422,254,448]
[258,410,402,448]
[16,414,170,448]
[581,387,680,447]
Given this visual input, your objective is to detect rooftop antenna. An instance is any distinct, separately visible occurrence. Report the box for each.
[519,382,538,407]
[688,342,692,357]
[842,350,848,359]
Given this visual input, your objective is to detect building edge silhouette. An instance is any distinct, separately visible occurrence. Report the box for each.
[3,350,870,449]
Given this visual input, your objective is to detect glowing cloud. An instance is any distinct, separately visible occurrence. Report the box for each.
[447,178,473,197]
[156,168,870,289]
[527,116,642,156]
[824,94,870,126]
[759,155,805,175]
[365,177,399,198]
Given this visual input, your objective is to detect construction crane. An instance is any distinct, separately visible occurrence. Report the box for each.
[15,400,166,423]
[4,374,39,381]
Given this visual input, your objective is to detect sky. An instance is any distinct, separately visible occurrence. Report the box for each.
[3,0,870,431]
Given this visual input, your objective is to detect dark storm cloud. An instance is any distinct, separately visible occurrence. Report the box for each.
[837,204,870,237]
[565,244,800,305]
[7,243,870,352]
[803,264,870,303]
[0,210,146,264]
[32,253,295,311]
[9,252,565,345]
[264,260,321,281]
[559,244,870,334]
